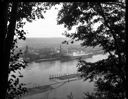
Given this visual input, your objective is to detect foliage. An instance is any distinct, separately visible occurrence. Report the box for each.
[7,43,27,98]
[56,1,126,99]
[4,2,51,99]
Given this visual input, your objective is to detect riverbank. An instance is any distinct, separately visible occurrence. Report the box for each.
[21,85,53,98]
[20,76,81,98]
[33,50,104,63]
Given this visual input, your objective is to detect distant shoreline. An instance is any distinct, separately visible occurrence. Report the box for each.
[28,50,104,63]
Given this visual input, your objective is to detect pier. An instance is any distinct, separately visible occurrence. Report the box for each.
[49,73,81,80]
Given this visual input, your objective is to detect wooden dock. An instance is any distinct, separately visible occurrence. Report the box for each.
[49,73,81,80]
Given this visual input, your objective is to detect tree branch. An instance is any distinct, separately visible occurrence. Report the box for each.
[97,3,122,61]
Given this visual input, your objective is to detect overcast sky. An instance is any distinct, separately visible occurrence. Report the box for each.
[23,5,66,38]
[23,4,100,38]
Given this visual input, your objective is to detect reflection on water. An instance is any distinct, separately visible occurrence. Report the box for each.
[20,54,108,99]
[86,54,108,63]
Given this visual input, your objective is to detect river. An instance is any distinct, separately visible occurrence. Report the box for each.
[19,54,108,99]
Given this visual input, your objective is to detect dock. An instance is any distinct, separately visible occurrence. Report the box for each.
[49,73,81,80]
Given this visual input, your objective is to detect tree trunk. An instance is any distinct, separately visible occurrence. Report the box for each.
[0,1,9,99]
[0,2,18,99]
[98,3,127,99]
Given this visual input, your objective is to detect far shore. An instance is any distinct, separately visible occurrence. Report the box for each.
[27,50,104,63]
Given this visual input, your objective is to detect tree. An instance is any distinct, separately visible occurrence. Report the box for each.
[56,1,126,99]
[0,2,51,99]
[7,37,27,99]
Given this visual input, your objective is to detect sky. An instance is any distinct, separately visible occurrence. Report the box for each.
[23,5,66,38]
[23,4,100,38]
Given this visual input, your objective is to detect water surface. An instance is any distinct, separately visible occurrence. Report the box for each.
[20,54,108,99]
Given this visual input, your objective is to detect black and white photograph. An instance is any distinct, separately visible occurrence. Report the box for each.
[0,1,126,99]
